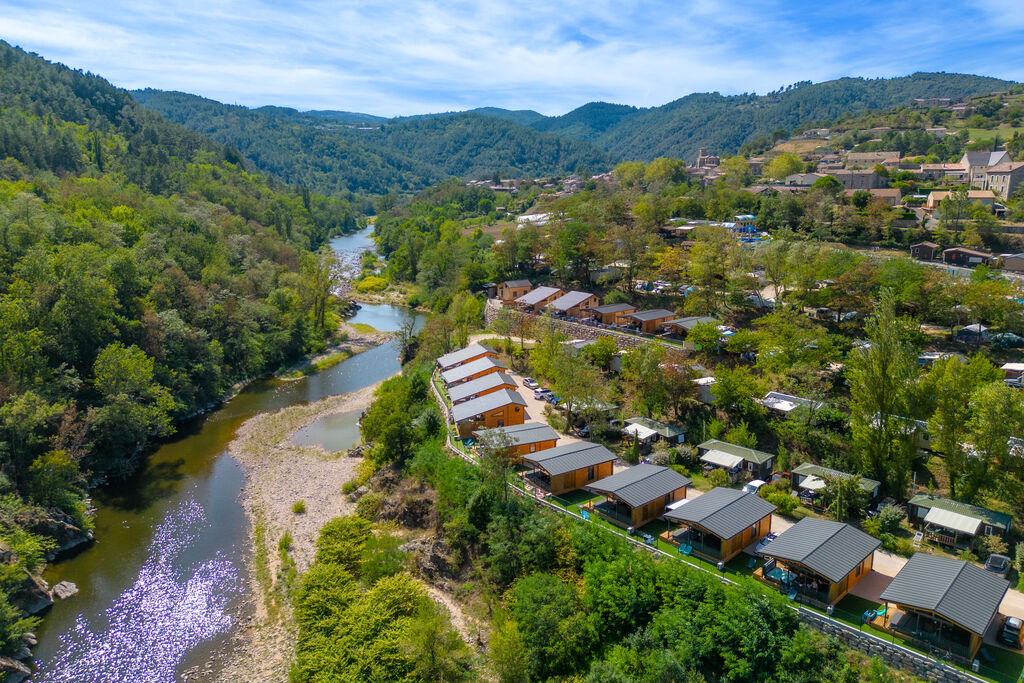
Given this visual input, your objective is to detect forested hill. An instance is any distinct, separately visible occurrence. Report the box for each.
[0,41,359,645]
[133,89,613,195]
[533,72,1018,160]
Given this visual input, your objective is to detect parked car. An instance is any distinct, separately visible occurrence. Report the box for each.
[575,425,590,438]
[1000,616,1023,648]
[985,553,1012,578]
[742,479,767,495]
[522,377,539,389]
[533,388,552,400]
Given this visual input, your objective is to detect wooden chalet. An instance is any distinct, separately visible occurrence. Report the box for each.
[909,241,940,260]
[548,290,599,318]
[583,464,691,529]
[791,463,881,502]
[436,343,496,372]
[440,356,507,387]
[661,315,717,336]
[624,309,677,334]
[662,487,776,563]
[448,372,517,404]
[451,389,526,438]
[590,303,637,325]
[875,553,1009,663]
[756,517,879,607]
[496,279,532,304]
[474,422,558,458]
[514,286,564,312]
[521,441,616,495]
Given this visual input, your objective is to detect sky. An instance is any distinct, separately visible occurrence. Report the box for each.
[2,0,1024,117]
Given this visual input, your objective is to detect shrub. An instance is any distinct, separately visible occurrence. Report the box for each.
[761,487,798,516]
[341,480,359,495]
[315,516,373,571]
[977,533,1009,559]
[355,492,384,520]
[292,500,307,514]
[674,444,698,469]
[279,530,293,553]
[707,469,730,488]
[649,442,674,466]
[669,464,691,477]
[1016,542,1024,572]
[359,532,407,583]
[875,505,905,535]
[355,275,387,293]
[958,548,979,563]
[622,441,641,465]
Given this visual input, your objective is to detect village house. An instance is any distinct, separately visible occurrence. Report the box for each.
[663,486,776,563]
[909,241,940,260]
[583,464,691,529]
[548,290,599,318]
[919,162,968,182]
[474,422,558,458]
[961,150,1011,187]
[790,463,881,502]
[785,172,826,187]
[624,308,677,334]
[843,187,901,206]
[514,285,564,312]
[589,302,637,325]
[496,279,532,304]
[925,189,995,212]
[831,169,886,190]
[942,246,992,267]
[450,388,526,438]
[448,372,517,404]
[756,517,879,607]
[697,439,776,480]
[984,161,1024,198]
[846,151,900,168]
[521,441,616,495]
[907,494,1012,548]
[695,147,720,169]
[876,553,1009,663]
[436,343,497,371]
[441,355,507,387]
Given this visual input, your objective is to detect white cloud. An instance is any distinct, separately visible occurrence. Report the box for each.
[0,0,1020,116]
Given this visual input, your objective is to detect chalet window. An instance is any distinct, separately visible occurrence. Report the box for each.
[663,493,670,505]
[984,525,993,536]
[530,444,536,453]
[587,466,595,480]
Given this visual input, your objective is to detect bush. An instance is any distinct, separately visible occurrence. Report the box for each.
[315,516,373,572]
[669,464,691,477]
[977,533,1009,559]
[292,500,307,514]
[707,469,730,488]
[355,275,387,293]
[958,548,979,563]
[649,442,674,466]
[359,532,407,583]
[622,441,641,465]
[355,492,384,520]
[341,480,359,494]
[761,487,798,516]
[875,505,905,535]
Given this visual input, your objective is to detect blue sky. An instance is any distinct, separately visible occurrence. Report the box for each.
[2,0,1024,117]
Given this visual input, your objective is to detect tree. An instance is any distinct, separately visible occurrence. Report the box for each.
[686,226,735,316]
[300,247,341,331]
[448,293,483,348]
[966,382,1024,497]
[765,153,804,181]
[821,475,870,522]
[404,600,471,682]
[719,156,752,188]
[710,366,763,417]
[490,618,529,683]
[582,336,616,371]
[621,344,666,417]
[848,292,919,495]
[939,188,971,231]
[687,321,723,356]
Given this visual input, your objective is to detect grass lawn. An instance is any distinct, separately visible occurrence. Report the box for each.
[960,126,1024,143]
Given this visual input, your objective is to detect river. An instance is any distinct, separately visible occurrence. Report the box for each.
[32,227,422,682]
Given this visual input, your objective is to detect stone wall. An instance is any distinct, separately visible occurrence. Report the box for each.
[484,299,682,352]
[797,608,985,683]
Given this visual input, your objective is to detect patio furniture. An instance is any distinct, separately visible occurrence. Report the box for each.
[679,544,693,555]
[874,606,887,618]
[580,510,591,521]
[787,589,798,601]
[642,533,655,546]
[913,531,923,548]
[747,557,757,570]
[981,647,994,664]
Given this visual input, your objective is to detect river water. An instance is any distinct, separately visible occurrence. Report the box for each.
[32,227,421,682]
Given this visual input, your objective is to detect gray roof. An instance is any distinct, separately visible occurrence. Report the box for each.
[626,308,677,322]
[665,487,776,540]
[515,286,563,306]
[584,464,691,509]
[625,417,685,439]
[760,517,880,584]
[448,372,516,403]
[441,356,507,384]
[523,441,616,477]
[593,303,636,315]
[501,279,531,288]
[451,389,526,423]
[474,422,558,446]
[907,494,1012,532]
[791,463,881,495]
[697,439,774,465]
[436,343,495,370]
[549,290,595,311]
[663,315,717,331]
[880,553,1009,636]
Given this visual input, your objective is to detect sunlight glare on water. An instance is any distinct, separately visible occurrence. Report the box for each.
[42,499,241,683]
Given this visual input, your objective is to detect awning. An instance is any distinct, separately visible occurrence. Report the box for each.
[924,507,982,536]
[800,475,827,491]
[666,498,690,512]
[700,449,744,469]
[623,423,658,442]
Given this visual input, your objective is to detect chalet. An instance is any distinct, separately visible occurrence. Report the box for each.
[757,517,879,607]
[909,241,940,260]
[624,309,677,334]
[661,315,718,336]
[907,494,1012,548]
[622,417,686,446]
[960,150,1010,187]
[584,464,691,529]
[496,279,532,303]
[984,161,1024,198]
[436,343,496,371]
[590,302,637,325]
[441,356,507,387]
[697,439,775,480]
[521,441,616,495]
[663,487,776,563]
[877,553,1009,663]
[514,286,564,312]
[942,246,992,267]
[1001,253,1024,273]
[448,372,517,404]
[1001,362,1024,380]
[760,391,824,415]
[548,290,599,318]
[694,376,717,404]
[790,463,881,501]
[474,422,558,458]
[451,389,526,438]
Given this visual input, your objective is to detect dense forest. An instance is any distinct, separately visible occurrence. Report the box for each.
[0,40,358,651]
[133,90,612,196]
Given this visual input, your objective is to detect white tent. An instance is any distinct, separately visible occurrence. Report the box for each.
[924,507,982,536]
[623,423,658,442]
[799,475,827,491]
[700,449,744,469]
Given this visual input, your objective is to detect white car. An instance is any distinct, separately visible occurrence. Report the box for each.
[522,377,539,389]
[742,479,767,495]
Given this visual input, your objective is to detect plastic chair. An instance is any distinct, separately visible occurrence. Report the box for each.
[747,557,757,570]
[787,589,798,601]
[580,510,591,521]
